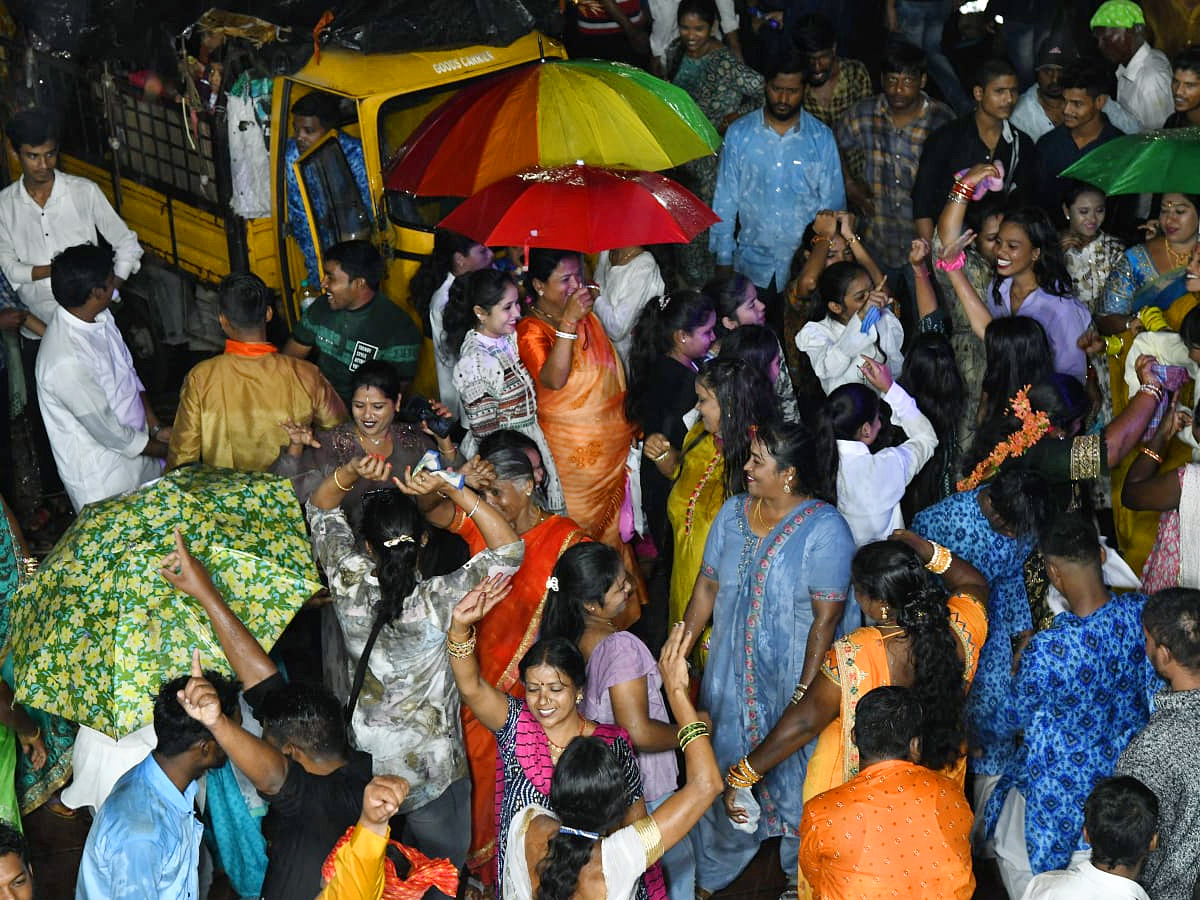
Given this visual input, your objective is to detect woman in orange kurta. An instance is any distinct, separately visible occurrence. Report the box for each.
[718,534,989,899]
[406,445,588,884]
[516,249,646,613]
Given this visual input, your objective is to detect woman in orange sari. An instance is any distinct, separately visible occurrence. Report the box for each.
[406,443,588,887]
[720,533,988,900]
[517,249,646,611]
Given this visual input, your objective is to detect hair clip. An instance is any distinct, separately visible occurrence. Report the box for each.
[559,826,599,841]
[748,424,758,441]
[546,576,560,591]
[656,293,669,310]
[383,535,415,547]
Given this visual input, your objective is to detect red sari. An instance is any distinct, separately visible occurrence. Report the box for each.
[452,509,588,881]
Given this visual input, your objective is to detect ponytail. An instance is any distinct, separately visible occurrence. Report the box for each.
[812,261,869,323]
[812,383,879,505]
[539,544,625,646]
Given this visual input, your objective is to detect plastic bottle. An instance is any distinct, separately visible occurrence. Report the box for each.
[297,278,323,312]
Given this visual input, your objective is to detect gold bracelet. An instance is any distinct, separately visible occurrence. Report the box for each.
[725,756,762,789]
[18,556,37,582]
[652,449,670,463]
[332,467,353,492]
[1139,446,1163,464]
[789,681,809,704]
[632,815,664,866]
[925,541,952,575]
[680,729,710,752]
[446,626,477,659]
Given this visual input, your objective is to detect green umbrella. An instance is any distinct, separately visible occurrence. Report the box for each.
[1060,126,1200,195]
[11,466,320,739]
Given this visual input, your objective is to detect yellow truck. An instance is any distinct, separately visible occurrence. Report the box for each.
[3,30,566,396]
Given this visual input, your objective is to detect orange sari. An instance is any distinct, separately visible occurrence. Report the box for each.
[451,510,588,881]
[516,313,646,614]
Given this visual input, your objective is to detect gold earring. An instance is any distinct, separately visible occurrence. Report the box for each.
[879,604,891,624]
[784,478,793,494]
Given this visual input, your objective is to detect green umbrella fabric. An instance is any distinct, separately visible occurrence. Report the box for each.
[1060,127,1200,195]
[11,467,320,739]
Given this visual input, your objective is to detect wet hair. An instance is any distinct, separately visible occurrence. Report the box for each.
[442,268,518,358]
[1040,512,1101,567]
[676,0,717,26]
[154,669,240,757]
[1060,59,1109,97]
[258,681,349,761]
[525,249,582,300]
[1084,777,1159,869]
[852,686,923,762]
[349,359,403,404]
[536,737,628,900]
[899,334,965,519]
[409,229,480,332]
[980,317,1054,424]
[291,91,340,128]
[813,383,880,505]
[986,467,1050,538]
[695,356,779,497]
[0,820,28,869]
[851,543,966,771]
[1173,46,1200,78]
[764,52,809,84]
[218,273,272,329]
[1061,180,1107,209]
[519,637,588,690]
[1142,588,1200,670]
[360,489,430,626]
[720,325,779,382]
[540,544,626,645]
[703,272,756,337]
[626,290,715,428]
[813,261,870,323]
[7,108,57,149]
[1180,306,1200,350]
[325,240,384,291]
[50,244,113,309]
[972,57,1017,91]
[754,420,818,497]
[883,40,927,78]
[992,208,1074,304]
[792,12,837,54]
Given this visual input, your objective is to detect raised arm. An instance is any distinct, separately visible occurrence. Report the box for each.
[1123,395,1188,511]
[395,466,518,549]
[446,576,517,731]
[1104,355,1165,466]
[534,286,595,391]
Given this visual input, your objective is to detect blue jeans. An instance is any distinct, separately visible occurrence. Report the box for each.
[895,0,971,114]
[648,794,696,900]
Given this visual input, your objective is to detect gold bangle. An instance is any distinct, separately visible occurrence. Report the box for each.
[652,449,670,463]
[789,681,809,705]
[677,721,709,748]
[680,729,710,752]
[632,815,664,866]
[925,541,952,575]
[332,467,353,492]
[446,625,477,658]
[1139,446,1163,464]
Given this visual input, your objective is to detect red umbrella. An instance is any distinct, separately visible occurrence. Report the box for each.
[437,164,720,254]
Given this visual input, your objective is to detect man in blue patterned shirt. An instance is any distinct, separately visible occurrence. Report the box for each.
[709,53,845,324]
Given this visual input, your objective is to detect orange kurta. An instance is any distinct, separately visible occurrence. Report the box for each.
[516,313,646,615]
[452,510,588,880]
[798,759,975,900]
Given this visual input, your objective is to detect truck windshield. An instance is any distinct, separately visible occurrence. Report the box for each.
[296,137,374,253]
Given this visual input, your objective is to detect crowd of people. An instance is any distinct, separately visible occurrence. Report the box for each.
[1,0,1200,899]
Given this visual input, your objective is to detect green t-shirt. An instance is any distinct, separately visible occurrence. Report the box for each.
[292,294,421,401]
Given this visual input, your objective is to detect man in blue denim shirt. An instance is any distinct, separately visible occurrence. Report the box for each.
[709,53,845,324]
[76,667,240,900]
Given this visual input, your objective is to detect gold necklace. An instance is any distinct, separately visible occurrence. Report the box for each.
[754,497,779,531]
[1166,238,1194,269]
[546,717,587,755]
[529,303,561,326]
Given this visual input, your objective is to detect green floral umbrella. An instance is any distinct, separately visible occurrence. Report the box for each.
[11,466,320,739]
[1060,126,1200,195]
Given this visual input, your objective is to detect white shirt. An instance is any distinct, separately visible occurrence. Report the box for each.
[1010,85,1141,141]
[795,309,904,396]
[836,382,938,546]
[35,306,161,511]
[429,271,463,420]
[1117,42,1175,130]
[593,250,665,365]
[1020,861,1150,900]
[0,170,142,339]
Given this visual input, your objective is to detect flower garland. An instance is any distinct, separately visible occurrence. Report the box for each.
[957,386,1051,491]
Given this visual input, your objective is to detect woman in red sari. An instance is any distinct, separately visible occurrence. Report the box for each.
[407,443,588,886]
[517,249,646,613]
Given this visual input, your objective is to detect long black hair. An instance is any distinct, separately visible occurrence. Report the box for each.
[964,373,1088,477]
[851,541,966,772]
[695,357,779,498]
[535,737,628,900]
[702,272,755,338]
[754,420,819,498]
[409,229,479,332]
[441,268,518,358]
[625,290,715,427]
[991,208,1074,308]
[719,325,779,383]
[540,544,625,646]
[812,383,879,505]
[980,317,1053,425]
[899,334,965,519]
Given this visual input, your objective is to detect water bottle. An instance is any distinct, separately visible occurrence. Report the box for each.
[297,278,322,312]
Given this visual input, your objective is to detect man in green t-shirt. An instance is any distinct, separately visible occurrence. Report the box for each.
[283,240,420,403]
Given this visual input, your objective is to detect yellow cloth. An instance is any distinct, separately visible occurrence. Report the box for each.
[664,425,725,625]
[319,825,387,900]
[167,350,346,471]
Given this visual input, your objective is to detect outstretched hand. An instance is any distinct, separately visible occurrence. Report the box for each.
[658,622,692,697]
[450,573,514,632]
[394,465,448,498]
[940,228,976,261]
[349,454,393,483]
[280,419,321,449]
[859,355,893,393]
[176,648,223,729]
[159,529,217,600]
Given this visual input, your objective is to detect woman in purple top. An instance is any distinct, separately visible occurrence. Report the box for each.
[540,543,696,900]
[940,191,1094,382]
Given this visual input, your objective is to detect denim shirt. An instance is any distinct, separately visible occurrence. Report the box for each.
[710,108,846,289]
[76,754,203,900]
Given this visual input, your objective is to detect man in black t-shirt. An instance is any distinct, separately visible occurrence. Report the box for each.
[162,530,379,900]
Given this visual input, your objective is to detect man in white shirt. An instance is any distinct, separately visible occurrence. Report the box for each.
[1020,776,1158,900]
[1092,0,1174,130]
[36,244,168,512]
[0,108,143,500]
